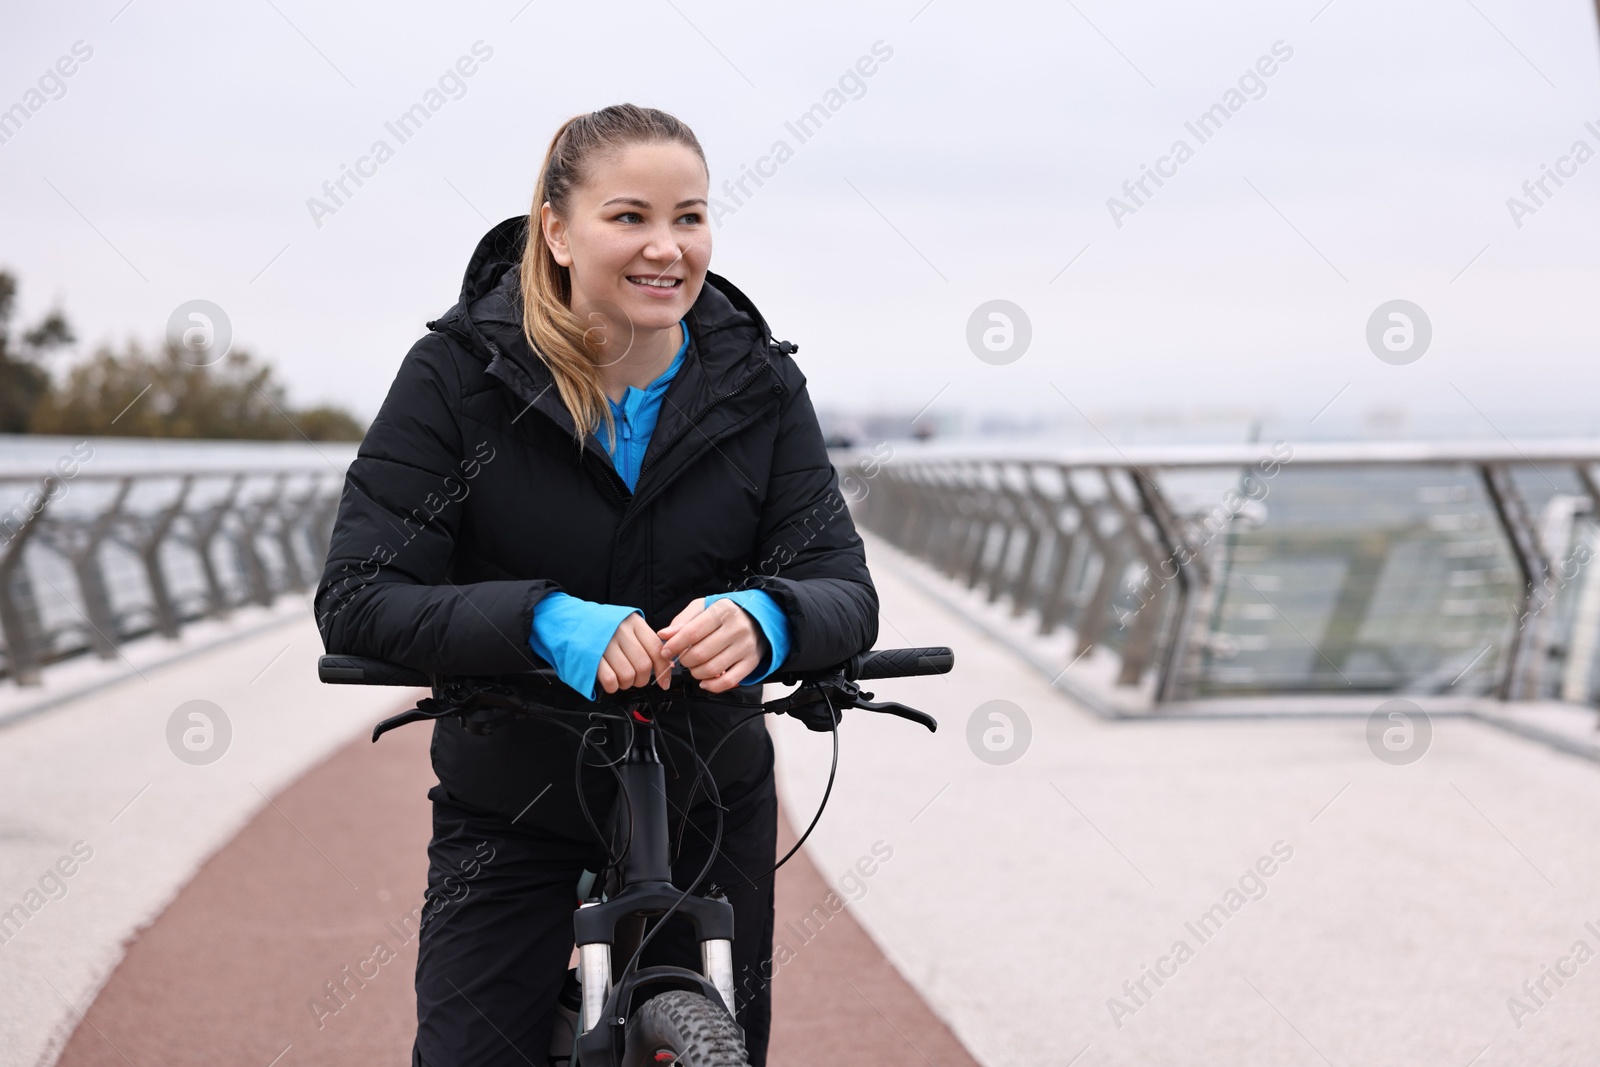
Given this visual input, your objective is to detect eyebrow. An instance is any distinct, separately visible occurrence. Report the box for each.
[600,196,708,210]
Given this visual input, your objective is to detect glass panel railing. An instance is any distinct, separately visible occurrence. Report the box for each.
[1190,465,1521,696]
[844,443,1600,710]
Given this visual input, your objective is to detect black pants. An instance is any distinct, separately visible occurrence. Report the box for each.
[411,736,778,1066]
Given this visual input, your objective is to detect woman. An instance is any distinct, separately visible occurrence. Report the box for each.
[313,104,878,1067]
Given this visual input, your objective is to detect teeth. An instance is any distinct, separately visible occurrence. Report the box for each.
[629,276,679,288]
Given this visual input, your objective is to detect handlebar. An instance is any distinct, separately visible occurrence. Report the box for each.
[317,646,954,689]
[833,646,954,683]
[316,647,954,740]
[318,655,431,687]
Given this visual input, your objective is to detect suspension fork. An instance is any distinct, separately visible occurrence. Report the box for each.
[575,707,738,1032]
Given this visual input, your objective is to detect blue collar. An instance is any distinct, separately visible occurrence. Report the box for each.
[609,320,689,420]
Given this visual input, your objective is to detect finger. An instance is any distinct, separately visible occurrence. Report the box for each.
[640,607,678,652]
[657,599,705,644]
[601,645,635,690]
[661,600,728,660]
[622,615,674,687]
[679,617,739,672]
[684,599,756,667]
[641,623,676,688]
[602,621,647,689]
[630,616,671,682]
[697,648,759,693]
[613,624,656,690]
[701,659,757,693]
[692,636,754,680]
[686,628,750,682]
[596,657,618,696]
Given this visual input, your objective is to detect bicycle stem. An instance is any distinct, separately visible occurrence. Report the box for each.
[615,722,672,886]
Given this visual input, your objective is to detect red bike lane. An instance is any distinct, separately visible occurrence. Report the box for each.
[53,704,979,1066]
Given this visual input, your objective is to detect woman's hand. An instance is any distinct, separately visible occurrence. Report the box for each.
[597,613,674,694]
[658,597,765,693]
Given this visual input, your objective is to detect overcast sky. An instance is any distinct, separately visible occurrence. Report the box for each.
[3,0,1599,437]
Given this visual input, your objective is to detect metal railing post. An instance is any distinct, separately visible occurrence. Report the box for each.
[0,463,347,687]
[310,478,341,574]
[1481,464,1552,700]
[238,475,286,607]
[1099,469,1171,687]
[1062,478,1119,658]
[1036,467,1085,637]
[138,475,193,640]
[1131,467,1209,704]
[192,475,244,618]
[275,478,322,593]
[0,477,56,685]
[66,477,133,659]
[1006,470,1051,617]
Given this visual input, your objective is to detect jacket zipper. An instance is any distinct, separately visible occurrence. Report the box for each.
[473,321,776,503]
[636,359,776,482]
[588,450,629,504]
[470,328,628,505]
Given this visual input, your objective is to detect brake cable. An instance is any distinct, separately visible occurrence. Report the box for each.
[612,714,727,997]
[659,685,842,893]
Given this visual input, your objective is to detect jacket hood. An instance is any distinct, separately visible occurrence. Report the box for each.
[429,215,779,380]
[423,217,799,514]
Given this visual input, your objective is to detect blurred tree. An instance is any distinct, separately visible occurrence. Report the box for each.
[293,404,367,441]
[1,266,366,441]
[29,340,365,441]
[0,270,76,432]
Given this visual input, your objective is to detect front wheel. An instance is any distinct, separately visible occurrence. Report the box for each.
[621,990,750,1066]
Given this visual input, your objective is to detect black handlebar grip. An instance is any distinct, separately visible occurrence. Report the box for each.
[318,654,430,687]
[851,647,954,680]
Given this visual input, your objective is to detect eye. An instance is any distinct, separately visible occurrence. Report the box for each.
[614,211,643,223]
[677,212,702,225]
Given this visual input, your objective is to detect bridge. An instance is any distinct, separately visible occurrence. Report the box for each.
[2,444,1599,1066]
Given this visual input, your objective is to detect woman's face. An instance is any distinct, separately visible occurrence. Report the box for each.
[541,141,711,347]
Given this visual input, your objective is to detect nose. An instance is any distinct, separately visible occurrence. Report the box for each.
[641,219,684,265]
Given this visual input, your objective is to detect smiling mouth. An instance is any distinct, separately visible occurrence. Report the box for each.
[626,275,682,289]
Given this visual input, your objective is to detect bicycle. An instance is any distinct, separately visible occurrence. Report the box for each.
[317,645,953,1066]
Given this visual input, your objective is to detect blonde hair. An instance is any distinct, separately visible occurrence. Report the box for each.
[520,104,707,447]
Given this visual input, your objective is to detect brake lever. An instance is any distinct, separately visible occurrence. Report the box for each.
[372,698,455,742]
[852,695,938,733]
[768,674,939,733]
[371,695,517,742]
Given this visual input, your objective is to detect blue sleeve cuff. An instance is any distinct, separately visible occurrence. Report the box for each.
[704,590,791,686]
[527,591,642,701]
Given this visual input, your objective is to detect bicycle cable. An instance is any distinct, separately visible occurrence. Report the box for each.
[575,717,636,878]
[483,700,640,879]
[613,684,842,1015]
[612,721,727,996]
[659,686,842,894]
[433,674,844,987]
[655,709,764,887]
[721,687,839,892]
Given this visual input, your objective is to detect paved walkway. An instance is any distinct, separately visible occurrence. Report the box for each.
[45,710,977,1067]
[0,589,978,1066]
[7,532,1600,1065]
[0,599,397,1067]
[776,536,1600,1066]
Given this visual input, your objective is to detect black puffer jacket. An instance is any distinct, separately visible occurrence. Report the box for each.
[313,216,878,829]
